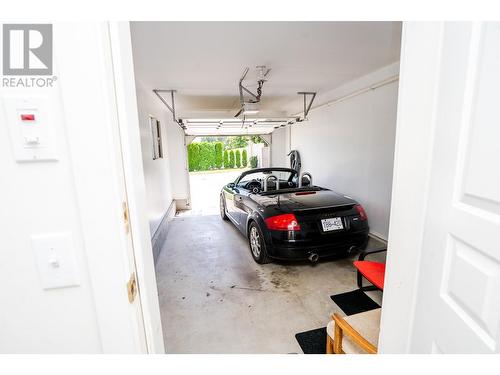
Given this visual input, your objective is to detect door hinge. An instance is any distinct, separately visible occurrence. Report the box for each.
[127,272,137,303]
[123,201,130,234]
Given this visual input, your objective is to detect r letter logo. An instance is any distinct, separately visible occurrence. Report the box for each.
[3,24,53,76]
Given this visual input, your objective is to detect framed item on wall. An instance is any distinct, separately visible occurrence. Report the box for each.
[150,116,163,160]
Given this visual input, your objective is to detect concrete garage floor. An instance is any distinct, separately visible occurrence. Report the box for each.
[155,213,386,354]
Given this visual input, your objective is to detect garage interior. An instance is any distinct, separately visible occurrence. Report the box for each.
[129,21,402,353]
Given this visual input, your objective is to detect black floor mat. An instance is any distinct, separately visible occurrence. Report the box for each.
[295,290,380,354]
[330,289,380,316]
[295,327,327,354]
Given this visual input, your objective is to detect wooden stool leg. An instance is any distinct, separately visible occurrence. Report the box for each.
[326,334,334,354]
[333,323,343,354]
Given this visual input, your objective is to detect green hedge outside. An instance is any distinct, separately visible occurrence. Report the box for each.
[235,150,241,168]
[188,143,200,171]
[214,142,223,169]
[250,155,258,168]
[242,150,248,167]
[188,142,249,171]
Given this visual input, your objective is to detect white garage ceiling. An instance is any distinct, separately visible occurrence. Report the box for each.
[130,22,402,135]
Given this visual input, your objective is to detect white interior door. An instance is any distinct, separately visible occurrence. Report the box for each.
[409,22,500,353]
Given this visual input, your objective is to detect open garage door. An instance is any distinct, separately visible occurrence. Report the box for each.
[184,135,270,216]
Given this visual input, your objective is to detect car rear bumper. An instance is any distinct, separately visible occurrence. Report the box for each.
[266,230,369,260]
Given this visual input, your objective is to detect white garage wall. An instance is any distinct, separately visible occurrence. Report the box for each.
[134,82,174,235]
[271,127,288,167]
[289,64,399,239]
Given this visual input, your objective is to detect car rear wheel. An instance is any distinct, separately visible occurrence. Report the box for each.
[220,195,229,220]
[248,222,271,264]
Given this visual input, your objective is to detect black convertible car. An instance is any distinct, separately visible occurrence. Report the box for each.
[220,168,369,264]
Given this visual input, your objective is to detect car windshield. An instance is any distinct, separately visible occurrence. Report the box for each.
[237,170,296,187]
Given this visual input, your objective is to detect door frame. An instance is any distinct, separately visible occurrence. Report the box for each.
[105,20,450,354]
[378,21,445,353]
[54,22,155,353]
[108,21,165,353]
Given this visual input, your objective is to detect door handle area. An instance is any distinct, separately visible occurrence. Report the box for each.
[236,195,243,201]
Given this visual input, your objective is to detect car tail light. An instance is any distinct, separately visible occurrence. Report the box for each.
[355,205,368,221]
[265,213,301,231]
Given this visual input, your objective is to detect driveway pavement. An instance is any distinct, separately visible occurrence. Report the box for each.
[184,169,246,216]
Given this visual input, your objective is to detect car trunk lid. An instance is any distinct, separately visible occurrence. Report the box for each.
[284,190,366,237]
[277,189,356,211]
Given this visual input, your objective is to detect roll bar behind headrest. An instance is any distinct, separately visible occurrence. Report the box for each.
[263,174,280,192]
[298,172,313,188]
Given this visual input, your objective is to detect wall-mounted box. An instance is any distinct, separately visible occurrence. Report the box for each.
[2,95,58,162]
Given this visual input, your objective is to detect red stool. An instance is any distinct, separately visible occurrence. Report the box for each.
[354,248,387,291]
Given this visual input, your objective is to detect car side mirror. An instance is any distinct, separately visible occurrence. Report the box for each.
[228,182,235,188]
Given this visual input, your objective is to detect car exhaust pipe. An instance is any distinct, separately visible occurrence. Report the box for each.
[308,253,319,263]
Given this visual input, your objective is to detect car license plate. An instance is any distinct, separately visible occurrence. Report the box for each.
[321,217,343,232]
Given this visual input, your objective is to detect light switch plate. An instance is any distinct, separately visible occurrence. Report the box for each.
[31,233,80,290]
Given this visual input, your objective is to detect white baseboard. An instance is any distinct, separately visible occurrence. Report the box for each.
[369,230,388,244]
[152,200,177,263]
